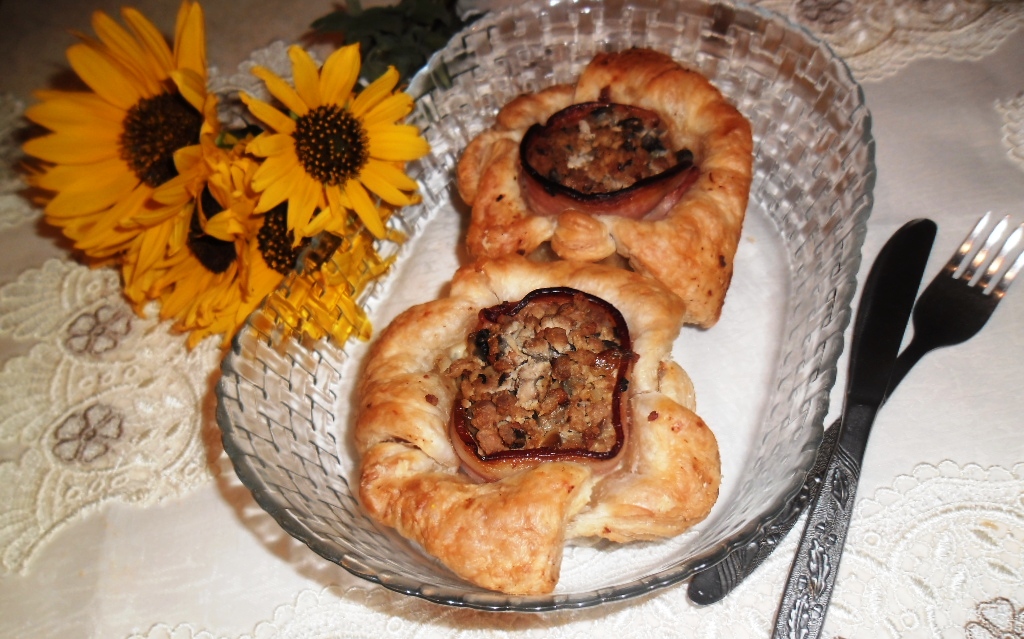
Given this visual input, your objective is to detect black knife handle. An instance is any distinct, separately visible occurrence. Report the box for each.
[771,404,875,639]
[687,421,841,605]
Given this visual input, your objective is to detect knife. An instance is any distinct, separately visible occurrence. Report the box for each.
[687,417,840,605]
[688,219,938,606]
[770,218,937,638]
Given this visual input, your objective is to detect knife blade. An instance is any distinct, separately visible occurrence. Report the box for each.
[689,219,939,605]
[771,218,936,638]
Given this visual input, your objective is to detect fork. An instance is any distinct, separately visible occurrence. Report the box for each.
[688,212,1024,607]
[887,211,1024,390]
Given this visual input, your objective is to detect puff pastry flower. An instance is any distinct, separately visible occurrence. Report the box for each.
[354,257,720,594]
[456,48,753,327]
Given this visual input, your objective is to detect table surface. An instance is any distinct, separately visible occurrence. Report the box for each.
[1,1,1023,638]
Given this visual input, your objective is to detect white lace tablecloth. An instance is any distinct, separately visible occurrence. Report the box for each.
[1,1,1023,637]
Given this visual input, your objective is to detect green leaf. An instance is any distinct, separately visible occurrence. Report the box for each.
[311,0,471,83]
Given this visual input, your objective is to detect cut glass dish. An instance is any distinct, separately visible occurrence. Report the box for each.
[216,0,874,611]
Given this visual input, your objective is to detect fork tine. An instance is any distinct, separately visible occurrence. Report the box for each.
[962,215,1010,281]
[949,212,993,273]
[991,242,1024,299]
[978,223,1024,292]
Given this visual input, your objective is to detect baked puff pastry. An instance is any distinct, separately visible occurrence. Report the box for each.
[354,257,721,594]
[456,48,753,327]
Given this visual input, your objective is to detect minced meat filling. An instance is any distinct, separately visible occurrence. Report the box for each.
[446,290,633,458]
[523,102,693,194]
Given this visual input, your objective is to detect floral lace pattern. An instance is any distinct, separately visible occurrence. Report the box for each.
[125,462,1024,639]
[0,259,221,573]
[998,92,1024,172]
[751,0,1024,82]
[967,598,1024,639]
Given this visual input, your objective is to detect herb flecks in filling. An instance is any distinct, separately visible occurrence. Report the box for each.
[523,102,692,195]
[446,289,633,458]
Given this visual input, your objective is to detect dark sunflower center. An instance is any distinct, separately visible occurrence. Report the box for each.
[258,203,307,275]
[187,187,236,274]
[120,93,203,187]
[293,105,369,186]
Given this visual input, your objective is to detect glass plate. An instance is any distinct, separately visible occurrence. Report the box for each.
[216,0,874,611]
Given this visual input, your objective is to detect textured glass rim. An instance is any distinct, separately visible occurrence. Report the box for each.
[216,0,875,612]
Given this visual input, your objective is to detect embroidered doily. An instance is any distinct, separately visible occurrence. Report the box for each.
[0,259,221,573]
[750,0,1024,82]
[998,92,1024,172]
[127,462,1024,639]
[966,597,1024,639]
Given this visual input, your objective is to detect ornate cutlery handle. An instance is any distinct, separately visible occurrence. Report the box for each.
[772,405,873,639]
[688,422,841,604]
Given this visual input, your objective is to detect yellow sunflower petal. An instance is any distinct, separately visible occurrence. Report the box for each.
[362,92,414,127]
[73,33,160,98]
[30,90,126,122]
[32,156,127,192]
[288,46,321,110]
[239,93,296,134]
[23,131,118,164]
[366,124,431,162]
[203,212,247,240]
[63,184,152,257]
[152,176,190,207]
[351,66,400,118]
[122,7,174,76]
[173,1,191,57]
[288,174,322,236]
[254,163,304,213]
[362,158,418,192]
[304,209,333,237]
[244,260,284,301]
[358,161,415,206]
[168,208,191,254]
[171,143,204,177]
[250,153,298,190]
[252,66,309,117]
[25,95,124,130]
[343,179,385,238]
[171,68,206,112]
[126,222,174,287]
[45,167,140,217]
[174,1,207,78]
[247,133,297,161]
[324,182,346,215]
[319,43,360,106]
[66,42,143,110]
[90,11,162,94]
[130,198,187,228]
[309,183,348,236]
[39,123,120,145]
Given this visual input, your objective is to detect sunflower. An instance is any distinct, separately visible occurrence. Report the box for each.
[240,44,429,242]
[22,1,215,265]
[137,133,268,348]
[139,126,391,348]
